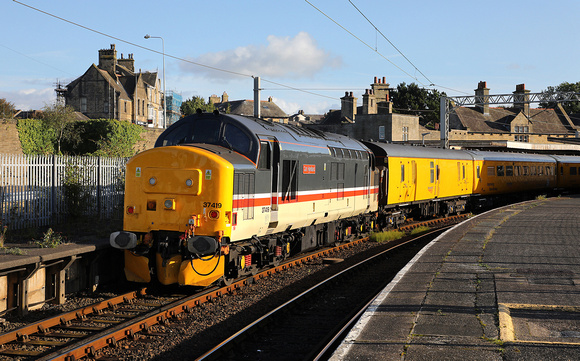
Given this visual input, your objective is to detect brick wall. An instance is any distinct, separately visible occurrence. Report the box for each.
[0,120,23,154]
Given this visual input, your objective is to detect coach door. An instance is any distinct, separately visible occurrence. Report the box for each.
[429,160,440,198]
[263,137,280,229]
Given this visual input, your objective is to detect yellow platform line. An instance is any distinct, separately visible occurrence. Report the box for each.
[498,303,580,345]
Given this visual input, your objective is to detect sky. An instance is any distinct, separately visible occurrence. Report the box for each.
[2,0,580,116]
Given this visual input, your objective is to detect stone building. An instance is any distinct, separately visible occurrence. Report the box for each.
[307,76,426,142]
[448,82,578,147]
[62,44,164,127]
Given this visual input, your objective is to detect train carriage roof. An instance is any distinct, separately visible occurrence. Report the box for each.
[465,150,556,163]
[549,155,580,164]
[363,142,473,161]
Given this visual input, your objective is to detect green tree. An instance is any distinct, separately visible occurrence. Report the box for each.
[41,102,80,154]
[390,83,446,129]
[540,82,580,115]
[180,96,215,116]
[0,98,17,118]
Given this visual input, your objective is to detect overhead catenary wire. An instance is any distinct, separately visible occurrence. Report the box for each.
[306,0,469,96]
[304,0,428,88]
[12,0,347,104]
[347,0,433,86]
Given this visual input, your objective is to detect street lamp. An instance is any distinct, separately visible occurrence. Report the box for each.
[144,34,166,128]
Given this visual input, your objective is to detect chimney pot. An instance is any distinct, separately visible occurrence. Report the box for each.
[382,77,386,84]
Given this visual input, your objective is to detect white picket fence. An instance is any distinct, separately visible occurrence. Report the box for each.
[0,154,128,230]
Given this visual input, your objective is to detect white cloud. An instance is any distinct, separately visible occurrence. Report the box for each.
[0,88,55,110]
[180,32,341,80]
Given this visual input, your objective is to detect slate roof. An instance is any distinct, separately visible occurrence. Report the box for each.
[451,106,571,134]
[215,100,288,119]
[320,109,354,125]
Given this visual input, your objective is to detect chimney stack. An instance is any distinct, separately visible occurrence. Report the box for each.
[513,83,530,115]
[341,91,357,120]
[362,89,377,115]
[474,81,489,115]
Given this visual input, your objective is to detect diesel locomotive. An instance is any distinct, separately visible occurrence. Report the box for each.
[110,111,580,287]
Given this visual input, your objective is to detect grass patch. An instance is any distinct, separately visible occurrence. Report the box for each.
[369,230,404,243]
[410,226,430,235]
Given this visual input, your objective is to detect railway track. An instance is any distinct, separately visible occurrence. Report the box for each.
[0,214,468,360]
[196,227,449,361]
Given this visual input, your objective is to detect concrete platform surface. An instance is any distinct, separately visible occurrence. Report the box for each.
[331,196,580,360]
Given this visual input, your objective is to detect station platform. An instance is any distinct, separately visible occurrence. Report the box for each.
[0,236,119,315]
[331,196,580,360]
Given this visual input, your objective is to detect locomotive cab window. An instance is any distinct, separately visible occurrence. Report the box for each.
[223,123,251,155]
[159,122,193,146]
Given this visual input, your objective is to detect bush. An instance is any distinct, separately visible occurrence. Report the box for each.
[17,119,56,154]
[18,118,143,157]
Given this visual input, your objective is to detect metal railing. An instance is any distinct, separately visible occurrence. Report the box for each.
[0,154,128,230]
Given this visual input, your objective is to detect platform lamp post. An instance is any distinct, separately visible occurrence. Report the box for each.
[144,34,166,128]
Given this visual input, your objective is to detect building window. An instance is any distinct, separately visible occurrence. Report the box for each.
[514,125,530,142]
[103,101,108,113]
[80,97,87,113]
[402,126,409,141]
[124,101,127,113]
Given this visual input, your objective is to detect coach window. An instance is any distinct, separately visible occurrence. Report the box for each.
[506,165,513,177]
[497,165,505,177]
[571,167,577,175]
[487,166,495,176]
[281,160,298,201]
[401,164,405,182]
[430,162,435,183]
[476,165,481,179]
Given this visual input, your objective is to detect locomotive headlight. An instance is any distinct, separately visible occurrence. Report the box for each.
[164,198,176,210]
[185,178,193,187]
[149,177,157,186]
